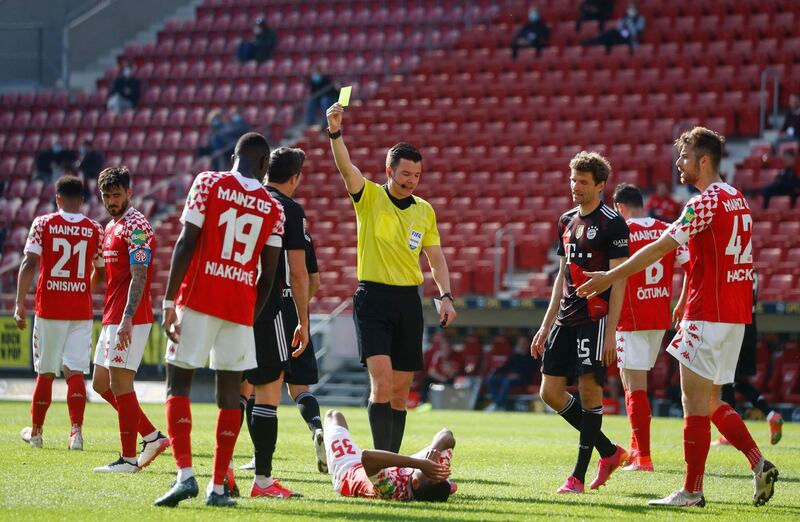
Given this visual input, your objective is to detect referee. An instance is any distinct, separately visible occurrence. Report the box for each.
[326,102,457,452]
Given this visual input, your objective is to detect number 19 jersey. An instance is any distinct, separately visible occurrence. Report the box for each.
[666,182,753,324]
[24,210,105,320]
[177,171,285,325]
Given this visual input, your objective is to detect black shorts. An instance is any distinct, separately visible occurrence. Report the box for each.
[245,302,318,386]
[735,321,757,379]
[353,282,424,372]
[542,319,607,385]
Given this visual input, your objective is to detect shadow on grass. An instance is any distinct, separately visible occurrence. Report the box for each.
[450,493,663,515]
[456,478,514,486]
[647,468,799,483]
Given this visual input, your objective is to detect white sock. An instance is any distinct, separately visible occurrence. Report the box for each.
[143,430,159,443]
[212,483,224,495]
[123,455,137,464]
[177,466,195,482]
[228,459,234,470]
[254,475,274,488]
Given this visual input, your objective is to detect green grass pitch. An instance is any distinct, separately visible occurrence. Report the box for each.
[1,401,798,520]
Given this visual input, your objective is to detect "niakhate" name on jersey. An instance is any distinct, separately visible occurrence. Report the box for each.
[49,224,95,237]
[217,186,272,213]
[204,260,255,285]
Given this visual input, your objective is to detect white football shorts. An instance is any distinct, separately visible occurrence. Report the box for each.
[616,330,665,371]
[667,320,744,385]
[33,317,92,376]
[324,424,364,493]
[93,323,152,371]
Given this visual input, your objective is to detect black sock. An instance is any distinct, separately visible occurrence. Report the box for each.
[390,409,407,453]
[244,395,255,445]
[572,406,603,483]
[721,383,736,408]
[295,391,323,431]
[367,401,393,450]
[239,395,248,430]
[734,381,772,416]
[557,395,616,458]
[251,404,278,477]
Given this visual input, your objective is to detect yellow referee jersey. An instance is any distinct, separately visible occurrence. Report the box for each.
[352,179,440,286]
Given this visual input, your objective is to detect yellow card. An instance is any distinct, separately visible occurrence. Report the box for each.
[338,85,352,107]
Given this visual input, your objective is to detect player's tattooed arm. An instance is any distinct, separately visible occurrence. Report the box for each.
[124,264,147,318]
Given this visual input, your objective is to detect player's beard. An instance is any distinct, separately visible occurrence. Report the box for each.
[105,198,129,218]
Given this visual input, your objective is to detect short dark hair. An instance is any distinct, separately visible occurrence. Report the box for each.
[613,183,644,208]
[234,132,270,160]
[569,151,611,185]
[55,175,84,199]
[98,166,131,192]
[675,126,725,171]
[413,480,451,502]
[386,142,422,170]
[268,147,305,183]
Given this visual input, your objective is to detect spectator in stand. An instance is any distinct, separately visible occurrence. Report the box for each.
[418,337,464,409]
[75,138,104,197]
[305,66,339,129]
[106,61,141,114]
[238,17,278,64]
[511,5,551,59]
[773,93,800,151]
[582,2,645,54]
[646,181,681,222]
[576,0,614,32]
[484,337,537,412]
[198,110,233,172]
[225,110,250,144]
[762,149,799,209]
[35,140,77,181]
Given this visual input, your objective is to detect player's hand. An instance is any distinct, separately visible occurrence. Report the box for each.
[291,323,309,358]
[577,271,612,299]
[671,300,686,329]
[602,330,616,367]
[326,103,343,132]
[117,315,133,349]
[14,304,26,330]
[417,457,450,482]
[162,307,180,344]
[439,298,456,328]
[531,326,548,359]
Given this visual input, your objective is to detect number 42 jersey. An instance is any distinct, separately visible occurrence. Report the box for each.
[177,171,285,325]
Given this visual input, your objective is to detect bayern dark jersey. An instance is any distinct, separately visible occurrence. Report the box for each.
[256,186,318,322]
[556,203,629,326]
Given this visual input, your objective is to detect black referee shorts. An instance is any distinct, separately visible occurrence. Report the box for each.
[245,303,318,386]
[353,282,424,372]
[734,321,757,379]
[542,318,607,385]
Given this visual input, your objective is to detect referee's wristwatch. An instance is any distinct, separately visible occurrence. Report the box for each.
[327,127,342,140]
[438,292,454,302]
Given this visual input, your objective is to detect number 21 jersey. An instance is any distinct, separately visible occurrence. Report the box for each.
[177,171,285,325]
[25,211,104,320]
[666,182,753,324]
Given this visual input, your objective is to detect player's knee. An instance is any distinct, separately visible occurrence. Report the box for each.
[370,378,392,402]
[438,428,456,448]
[539,386,559,408]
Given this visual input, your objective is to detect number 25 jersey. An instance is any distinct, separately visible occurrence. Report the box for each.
[666,182,753,324]
[177,171,285,325]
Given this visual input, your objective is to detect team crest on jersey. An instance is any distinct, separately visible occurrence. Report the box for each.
[409,229,423,250]
[130,229,147,245]
[587,226,598,240]
[575,225,584,239]
[680,207,696,225]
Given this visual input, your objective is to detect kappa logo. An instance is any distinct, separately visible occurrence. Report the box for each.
[688,331,701,341]
[617,357,622,365]
[177,418,191,424]
[671,337,681,349]
[115,343,126,352]
[112,356,124,364]
[69,393,85,398]
[681,351,690,360]
[686,340,694,348]
[618,336,624,343]
[688,324,699,332]
[616,346,624,352]
[219,430,236,438]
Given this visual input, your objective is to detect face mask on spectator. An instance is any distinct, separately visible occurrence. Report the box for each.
[231,114,243,123]
[528,9,539,22]
[627,7,637,17]
[211,118,223,129]
[123,67,132,77]
[311,73,321,82]
[52,144,62,153]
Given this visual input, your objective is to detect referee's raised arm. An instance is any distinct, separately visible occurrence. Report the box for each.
[326,102,365,195]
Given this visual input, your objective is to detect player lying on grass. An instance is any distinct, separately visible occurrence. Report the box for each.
[323,409,454,502]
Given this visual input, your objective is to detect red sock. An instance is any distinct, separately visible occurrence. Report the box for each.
[31,375,54,432]
[115,392,141,459]
[213,408,241,485]
[683,416,710,494]
[65,374,86,427]
[624,391,638,453]
[100,389,118,409]
[166,395,193,469]
[712,404,763,469]
[137,403,157,438]
[629,390,651,457]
